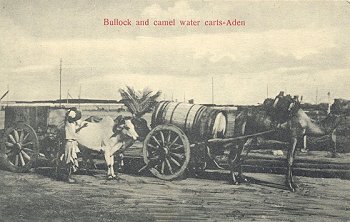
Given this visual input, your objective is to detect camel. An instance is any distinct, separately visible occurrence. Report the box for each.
[228,95,344,191]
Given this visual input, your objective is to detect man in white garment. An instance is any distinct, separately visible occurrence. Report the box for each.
[64,107,85,182]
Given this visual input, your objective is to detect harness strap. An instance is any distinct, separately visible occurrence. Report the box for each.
[207,129,276,144]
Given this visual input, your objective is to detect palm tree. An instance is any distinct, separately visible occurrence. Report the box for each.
[119,86,161,118]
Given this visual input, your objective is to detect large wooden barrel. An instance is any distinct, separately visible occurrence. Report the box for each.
[151,101,227,142]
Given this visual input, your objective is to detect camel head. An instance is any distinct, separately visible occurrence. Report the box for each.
[263,94,301,124]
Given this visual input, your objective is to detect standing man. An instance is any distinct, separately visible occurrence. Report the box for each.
[64,107,84,182]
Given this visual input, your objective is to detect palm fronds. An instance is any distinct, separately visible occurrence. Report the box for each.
[119,86,161,117]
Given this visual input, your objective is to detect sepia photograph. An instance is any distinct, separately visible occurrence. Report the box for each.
[0,0,350,221]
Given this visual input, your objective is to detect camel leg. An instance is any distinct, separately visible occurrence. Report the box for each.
[228,139,252,185]
[228,144,240,185]
[237,138,256,183]
[119,153,124,169]
[237,164,248,183]
[286,137,298,191]
[302,129,307,152]
[331,129,337,158]
[290,143,299,189]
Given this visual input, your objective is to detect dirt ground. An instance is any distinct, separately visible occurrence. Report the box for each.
[0,168,350,222]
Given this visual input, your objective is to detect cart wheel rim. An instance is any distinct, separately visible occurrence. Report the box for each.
[3,122,39,171]
[143,124,190,180]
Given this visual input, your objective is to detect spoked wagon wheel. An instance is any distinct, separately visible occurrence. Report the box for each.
[2,122,39,172]
[143,124,190,180]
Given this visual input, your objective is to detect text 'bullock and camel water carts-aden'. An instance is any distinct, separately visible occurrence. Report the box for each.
[1,93,345,192]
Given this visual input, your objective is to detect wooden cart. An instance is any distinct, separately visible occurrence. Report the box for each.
[141,101,233,180]
[1,106,67,172]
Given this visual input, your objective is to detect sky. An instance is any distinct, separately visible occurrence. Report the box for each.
[0,0,350,105]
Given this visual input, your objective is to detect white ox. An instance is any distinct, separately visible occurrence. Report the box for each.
[75,116,139,179]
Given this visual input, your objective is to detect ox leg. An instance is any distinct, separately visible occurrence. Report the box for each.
[286,137,298,191]
[110,142,124,179]
[102,138,123,180]
[109,154,124,180]
[104,149,114,180]
[81,148,96,173]
[110,155,117,178]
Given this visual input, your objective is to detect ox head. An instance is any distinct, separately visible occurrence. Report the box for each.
[130,117,150,141]
[113,115,139,140]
